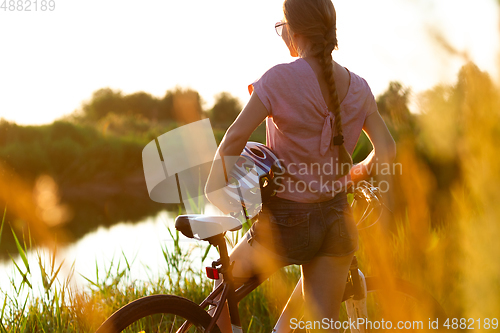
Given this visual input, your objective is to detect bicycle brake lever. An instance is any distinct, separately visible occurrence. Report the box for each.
[372,187,382,201]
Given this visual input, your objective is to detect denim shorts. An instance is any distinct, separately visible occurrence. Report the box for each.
[245,191,359,265]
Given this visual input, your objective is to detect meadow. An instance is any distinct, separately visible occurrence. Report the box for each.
[0,61,499,332]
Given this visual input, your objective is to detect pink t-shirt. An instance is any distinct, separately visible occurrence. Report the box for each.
[249,58,378,203]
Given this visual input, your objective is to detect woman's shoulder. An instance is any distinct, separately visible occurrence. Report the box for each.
[249,59,306,95]
[347,70,372,91]
[260,58,306,79]
[342,69,378,116]
[343,69,376,102]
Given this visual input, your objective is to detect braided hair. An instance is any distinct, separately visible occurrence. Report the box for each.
[284,0,353,178]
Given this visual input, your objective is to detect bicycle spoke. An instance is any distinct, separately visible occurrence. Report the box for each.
[169,314,176,333]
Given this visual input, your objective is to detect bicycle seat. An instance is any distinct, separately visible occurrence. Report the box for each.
[175,215,242,240]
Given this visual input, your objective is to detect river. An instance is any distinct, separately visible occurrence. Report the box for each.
[0,208,222,299]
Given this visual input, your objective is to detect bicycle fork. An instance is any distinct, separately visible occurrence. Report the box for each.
[345,256,369,333]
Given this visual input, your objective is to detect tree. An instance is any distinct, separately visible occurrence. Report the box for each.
[158,90,175,122]
[376,82,412,131]
[208,92,242,128]
[123,91,159,120]
[168,87,204,124]
[82,88,126,121]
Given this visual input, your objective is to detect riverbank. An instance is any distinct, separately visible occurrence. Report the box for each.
[0,214,300,332]
[0,118,266,256]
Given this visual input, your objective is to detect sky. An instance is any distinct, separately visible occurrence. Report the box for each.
[0,0,499,125]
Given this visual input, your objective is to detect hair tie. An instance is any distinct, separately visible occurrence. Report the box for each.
[333,135,344,146]
[325,42,335,54]
[324,28,337,50]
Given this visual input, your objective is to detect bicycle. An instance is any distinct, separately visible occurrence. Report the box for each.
[96,183,447,333]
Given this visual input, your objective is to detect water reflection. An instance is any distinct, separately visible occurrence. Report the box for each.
[0,209,220,297]
[0,170,177,259]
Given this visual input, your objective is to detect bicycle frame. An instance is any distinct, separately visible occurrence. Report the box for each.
[182,237,367,333]
[183,184,380,333]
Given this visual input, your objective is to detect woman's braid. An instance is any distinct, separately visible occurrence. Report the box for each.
[315,34,353,177]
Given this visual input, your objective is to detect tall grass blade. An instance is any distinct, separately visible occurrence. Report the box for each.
[79,274,100,289]
[184,187,201,215]
[0,294,7,327]
[10,226,30,274]
[95,260,99,286]
[27,226,32,250]
[9,253,32,289]
[50,241,57,276]
[201,244,212,263]
[105,256,115,281]
[38,253,50,291]
[48,259,65,291]
[0,207,6,248]
[121,249,131,271]
[17,296,29,328]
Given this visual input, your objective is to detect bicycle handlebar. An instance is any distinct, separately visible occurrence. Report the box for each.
[348,181,384,229]
[349,181,382,206]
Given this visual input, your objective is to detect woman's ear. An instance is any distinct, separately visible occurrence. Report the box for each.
[289,39,299,57]
[290,33,303,57]
[283,26,299,57]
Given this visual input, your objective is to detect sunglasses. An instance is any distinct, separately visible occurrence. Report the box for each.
[275,21,287,37]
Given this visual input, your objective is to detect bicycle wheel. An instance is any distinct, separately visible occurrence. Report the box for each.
[358,277,447,332]
[95,294,222,333]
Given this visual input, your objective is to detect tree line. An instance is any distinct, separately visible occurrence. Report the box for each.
[73,87,242,128]
[73,80,415,132]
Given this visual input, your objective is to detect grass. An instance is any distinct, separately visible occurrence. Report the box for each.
[0,205,302,332]
[1,60,499,331]
[0,191,458,332]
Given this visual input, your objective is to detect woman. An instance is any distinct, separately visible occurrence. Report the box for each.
[206,0,396,331]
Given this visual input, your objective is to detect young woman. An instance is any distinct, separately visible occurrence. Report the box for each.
[206,0,396,331]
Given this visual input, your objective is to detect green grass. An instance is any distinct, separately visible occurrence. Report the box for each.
[0,196,455,333]
[0,207,301,332]
[0,203,458,333]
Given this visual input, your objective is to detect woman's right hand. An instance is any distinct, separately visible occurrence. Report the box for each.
[350,162,370,184]
[355,110,396,181]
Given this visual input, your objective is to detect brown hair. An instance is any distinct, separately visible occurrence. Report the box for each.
[283,0,353,178]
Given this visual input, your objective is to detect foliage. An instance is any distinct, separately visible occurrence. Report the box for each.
[0,120,142,183]
[0,92,267,255]
[0,120,170,255]
[75,87,205,125]
[376,81,414,138]
[208,92,243,128]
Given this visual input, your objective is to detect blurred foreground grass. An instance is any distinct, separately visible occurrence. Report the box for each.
[355,62,500,327]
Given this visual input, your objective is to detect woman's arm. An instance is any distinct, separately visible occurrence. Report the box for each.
[205,92,268,213]
[351,111,396,183]
[218,93,268,157]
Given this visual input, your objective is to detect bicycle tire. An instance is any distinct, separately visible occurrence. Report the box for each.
[360,277,447,332]
[95,294,222,333]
